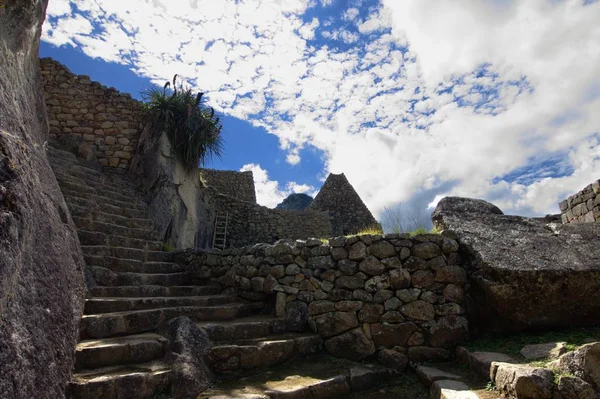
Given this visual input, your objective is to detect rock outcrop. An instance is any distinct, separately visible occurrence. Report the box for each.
[433,196,600,332]
[131,128,215,249]
[0,1,86,397]
[276,193,314,211]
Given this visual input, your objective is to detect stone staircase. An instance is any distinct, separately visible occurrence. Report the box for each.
[46,144,323,398]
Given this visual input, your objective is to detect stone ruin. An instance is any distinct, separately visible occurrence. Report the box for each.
[3,2,600,398]
[559,179,600,224]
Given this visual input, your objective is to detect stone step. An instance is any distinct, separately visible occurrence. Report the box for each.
[81,245,173,263]
[75,333,168,371]
[84,255,180,274]
[47,145,77,160]
[55,171,142,198]
[73,218,157,241]
[67,206,152,230]
[65,198,147,219]
[90,266,191,286]
[197,316,288,342]
[84,295,240,314]
[199,353,398,399]
[207,334,323,373]
[80,303,264,339]
[78,230,162,251]
[59,180,142,204]
[90,285,222,298]
[62,189,147,211]
[68,360,171,399]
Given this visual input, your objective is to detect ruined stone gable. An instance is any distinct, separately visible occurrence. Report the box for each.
[201,168,257,203]
[310,173,380,236]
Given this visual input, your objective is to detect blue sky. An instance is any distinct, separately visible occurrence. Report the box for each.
[41,0,600,222]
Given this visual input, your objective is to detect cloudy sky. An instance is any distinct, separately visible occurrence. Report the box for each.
[41,0,600,223]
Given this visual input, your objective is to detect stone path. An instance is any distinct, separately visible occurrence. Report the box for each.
[46,145,322,398]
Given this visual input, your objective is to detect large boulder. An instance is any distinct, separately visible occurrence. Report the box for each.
[0,1,86,397]
[548,342,600,391]
[131,128,216,249]
[158,317,214,398]
[433,196,600,332]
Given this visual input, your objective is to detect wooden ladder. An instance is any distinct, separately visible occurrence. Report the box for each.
[212,212,229,250]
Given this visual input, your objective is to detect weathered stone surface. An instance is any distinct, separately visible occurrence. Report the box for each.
[412,242,441,260]
[285,301,308,331]
[158,317,213,399]
[359,256,385,276]
[389,268,411,289]
[324,327,376,360]
[520,342,567,360]
[548,342,600,390]
[348,241,368,260]
[428,316,469,347]
[457,348,515,379]
[430,380,478,399]
[557,376,596,399]
[0,3,86,397]
[131,128,215,249]
[491,362,554,399]
[415,366,462,387]
[378,349,408,371]
[358,303,384,323]
[371,322,418,347]
[401,300,435,321]
[408,347,451,362]
[313,312,359,338]
[433,196,600,331]
[370,241,396,259]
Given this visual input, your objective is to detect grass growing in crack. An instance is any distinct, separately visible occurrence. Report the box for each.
[464,326,600,359]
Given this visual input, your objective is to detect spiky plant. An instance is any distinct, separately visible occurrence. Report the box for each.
[141,75,223,170]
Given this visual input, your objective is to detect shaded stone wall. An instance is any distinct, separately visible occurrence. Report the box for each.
[40,58,143,169]
[201,168,256,203]
[559,180,600,224]
[310,173,381,235]
[211,190,333,248]
[175,233,468,367]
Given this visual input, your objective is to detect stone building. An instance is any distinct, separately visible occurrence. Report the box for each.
[310,173,381,236]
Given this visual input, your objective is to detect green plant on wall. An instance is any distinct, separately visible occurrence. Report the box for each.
[141,75,223,170]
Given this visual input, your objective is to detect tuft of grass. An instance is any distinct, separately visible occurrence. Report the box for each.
[346,225,384,237]
[142,74,223,171]
[484,381,496,391]
[162,243,175,252]
[408,226,440,236]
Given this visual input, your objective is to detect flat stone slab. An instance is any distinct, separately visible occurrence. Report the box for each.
[457,347,515,379]
[430,380,480,399]
[520,342,567,360]
[415,365,463,387]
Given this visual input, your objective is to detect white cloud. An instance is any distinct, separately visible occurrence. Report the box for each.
[43,0,600,218]
[343,8,360,21]
[240,163,316,208]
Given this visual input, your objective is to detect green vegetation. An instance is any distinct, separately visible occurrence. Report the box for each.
[464,326,600,359]
[142,74,223,170]
[347,225,385,237]
[162,243,174,252]
[408,226,439,236]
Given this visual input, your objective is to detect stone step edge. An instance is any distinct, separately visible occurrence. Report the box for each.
[81,302,256,319]
[70,361,171,383]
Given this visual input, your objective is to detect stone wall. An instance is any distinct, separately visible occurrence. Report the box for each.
[40,58,143,169]
[175,233,468,367]
[559,180,600,224]
[201,169,257,203]
[212,191,333,248]
[310,173,381,235]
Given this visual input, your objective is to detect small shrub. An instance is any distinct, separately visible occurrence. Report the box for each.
[142,75,223,170]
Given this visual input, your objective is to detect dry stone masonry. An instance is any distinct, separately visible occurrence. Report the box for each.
[211,190,333,248]
[40,58,143,169]
[310,173,381,235]
[176,233,469,368]
[201,168,257,203]
[559,179,600,224]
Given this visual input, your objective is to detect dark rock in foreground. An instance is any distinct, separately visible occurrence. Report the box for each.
[0,1,86,397]
[433,196,600,332]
